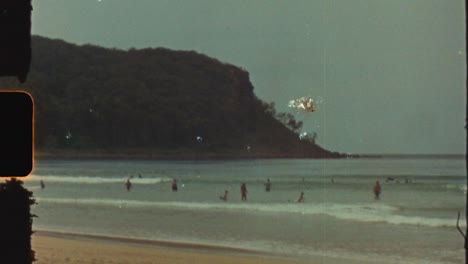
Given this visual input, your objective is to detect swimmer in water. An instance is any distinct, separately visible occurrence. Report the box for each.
[40,180,45,190]
[373,181,381,200]
[125,178,132,191]
[219,190,228,201]
[264,179,271,192]
[172,179,178,192]
[241,183,247,201]
[297,192,304,203]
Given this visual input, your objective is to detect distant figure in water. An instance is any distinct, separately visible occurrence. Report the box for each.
[125,178,132,191]
[297,192,304,203]
[172,179,178,192]
[373,181,381,200]
[264,179,271,192]
[241,183,247,201]
[40,180,45,189]
[219,190,228,201]
[138,173,142,178]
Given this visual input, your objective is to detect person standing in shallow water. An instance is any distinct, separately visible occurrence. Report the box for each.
[172,179,178,192]
[220,190,228,201]
[373,181,381,200]
[125,178,132,191]
[297,192,304,203]
[264,179,271,192]
[241,183,247,201]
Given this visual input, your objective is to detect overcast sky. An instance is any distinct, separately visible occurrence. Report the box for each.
[31,0,466,154]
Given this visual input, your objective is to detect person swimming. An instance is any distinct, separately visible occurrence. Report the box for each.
[40,180,45,189]
[219,190,228,201]
[297,192,304,203]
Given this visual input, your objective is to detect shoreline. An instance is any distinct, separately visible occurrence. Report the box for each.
[34,151,464,161]
[31,229,409,264]
[34,230,263,255]
[32,230,310,264]
[34,150,346,160]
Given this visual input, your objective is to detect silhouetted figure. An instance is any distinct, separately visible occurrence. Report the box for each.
[241,183,247,201]
[373,181,381,200]
[40,180,45,190]
[219,190,228,201]
[172,179,178,192]
[125,179,132,191]
[138,173,142,178]
[264,179,271,192]
[297,192,304,203]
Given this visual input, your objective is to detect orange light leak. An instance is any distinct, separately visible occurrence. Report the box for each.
[0,90,34,179]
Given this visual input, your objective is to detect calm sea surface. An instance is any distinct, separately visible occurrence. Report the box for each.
[25,157,466,263]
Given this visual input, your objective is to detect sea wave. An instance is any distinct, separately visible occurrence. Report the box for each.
[35,198,463,228]
[26,175,172,184]
[445,184,467,193]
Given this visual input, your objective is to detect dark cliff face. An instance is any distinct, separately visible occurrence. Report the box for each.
[0,36,340,158]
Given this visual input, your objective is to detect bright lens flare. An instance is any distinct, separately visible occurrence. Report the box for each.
[288,97,316,112]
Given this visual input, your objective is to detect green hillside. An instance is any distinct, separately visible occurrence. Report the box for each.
[0,36,343,159]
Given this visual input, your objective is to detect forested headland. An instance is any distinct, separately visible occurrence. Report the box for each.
[0,36,343,159]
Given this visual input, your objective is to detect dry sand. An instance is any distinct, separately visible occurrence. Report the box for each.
[32,231,310,264]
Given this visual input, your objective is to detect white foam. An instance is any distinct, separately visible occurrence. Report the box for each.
[445,184,467,193]
[26,175,172,184]
[35,198,463,228]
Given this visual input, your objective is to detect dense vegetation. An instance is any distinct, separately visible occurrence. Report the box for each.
[0,36,342,158]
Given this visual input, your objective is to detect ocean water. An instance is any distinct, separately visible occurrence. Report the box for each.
[24,157,466,263]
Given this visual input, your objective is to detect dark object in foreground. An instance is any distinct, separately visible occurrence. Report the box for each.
[0,178,36,263]
[0,0,32,83]
[0,91,34,177]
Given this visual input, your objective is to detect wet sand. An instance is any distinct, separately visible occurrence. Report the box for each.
[32,231,310,264]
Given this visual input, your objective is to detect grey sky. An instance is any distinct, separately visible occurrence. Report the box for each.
[31,0,466,154]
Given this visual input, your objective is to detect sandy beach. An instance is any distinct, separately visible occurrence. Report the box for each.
[32,231,311,264]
